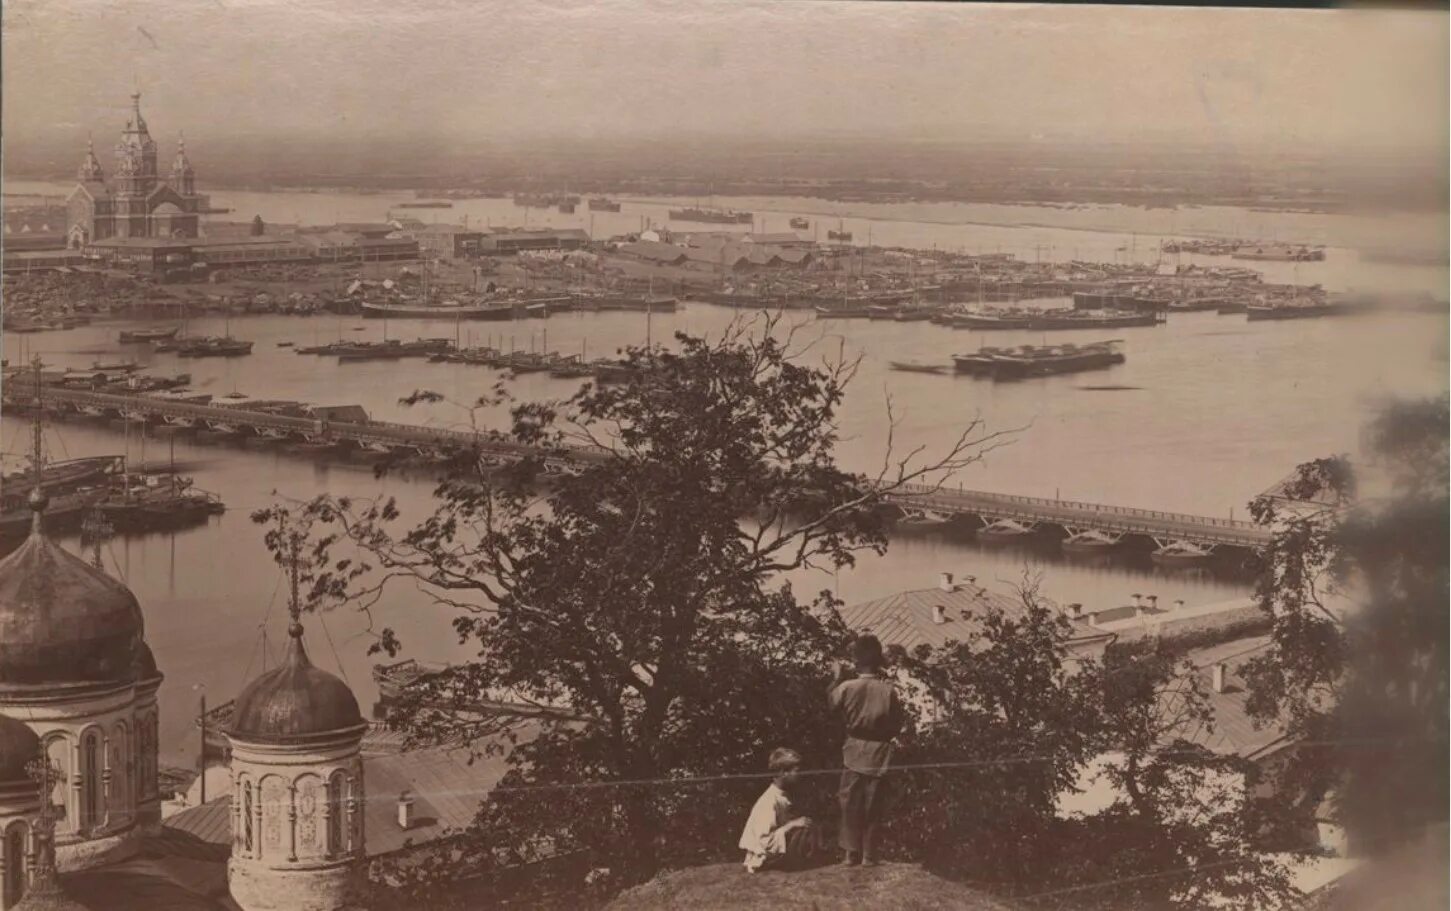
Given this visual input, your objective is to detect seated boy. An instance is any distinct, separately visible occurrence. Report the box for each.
[738,747,822,873]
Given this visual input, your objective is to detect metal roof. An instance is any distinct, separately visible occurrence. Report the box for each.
[1158,636,1290,759]
[838,583,1108,653]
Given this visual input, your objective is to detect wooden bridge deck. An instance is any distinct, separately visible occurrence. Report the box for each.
[5,383,1267,549]
[887,483,1268,548]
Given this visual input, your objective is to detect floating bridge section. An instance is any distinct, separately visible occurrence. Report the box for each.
[5,383,1269,552]
[3,383,600,471]
[887,482,1269,551]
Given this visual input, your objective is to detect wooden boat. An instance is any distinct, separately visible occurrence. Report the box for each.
[502,353,556,374]
[92,360,142,373]
[1071,292,1170,313]
[1216,302,1248,315]
[118,326,181,343]
[989,342,1125,381]
[893,307,940,322]
[176,337,254,358]
[1,455,125,503]
[975,519,1038,542]
[1028,310,1162,330]
[1061,530,1121,554]
[1150,541,1214,565]
[336,341,407,361]
[361,297,570,320]
[0,489,106,539]
[889,361,950,375]
[814,305,875,319]
[949,311,1035,330]
[951,347,1011,375]
[896,512,952,529]
[1167,298,1227,313]
[1245,303,1345,321]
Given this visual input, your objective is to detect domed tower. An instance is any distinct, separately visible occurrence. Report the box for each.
[75,139,104,184]
[170,135,195,196]
[0,397,163,871]
[224,559,367,911]
[113,92,158,198]
[0,715,41,910]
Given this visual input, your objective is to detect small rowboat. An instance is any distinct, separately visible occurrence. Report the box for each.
[889,361,950,375]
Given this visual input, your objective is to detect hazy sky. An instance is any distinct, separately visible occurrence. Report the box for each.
[3,0,1445,154]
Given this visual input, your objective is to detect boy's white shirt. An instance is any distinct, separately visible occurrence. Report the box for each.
[739,782,805,871]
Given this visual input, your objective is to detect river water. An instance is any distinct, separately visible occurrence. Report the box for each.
[3,181,1446,766]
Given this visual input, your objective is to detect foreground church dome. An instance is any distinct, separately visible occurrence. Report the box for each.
[226,599,368,911]
[0,711,41,786]
[228,620,364,742]
[0,492,144,689]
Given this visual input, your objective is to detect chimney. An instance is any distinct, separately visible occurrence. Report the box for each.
[932,604,947,625]
[1211,663,1228,694]
[938,572,955,593]
[1174,599,1186,612]
[1066,603,1083,619]
[397,790,415,830]
[1146,595,1159,611]
[1131,593,1142,608]
[964,575,977,588]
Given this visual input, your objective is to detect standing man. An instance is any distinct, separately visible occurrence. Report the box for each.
[828,634,904,866]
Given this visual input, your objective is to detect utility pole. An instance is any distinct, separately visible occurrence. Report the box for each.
[194,683,207,804]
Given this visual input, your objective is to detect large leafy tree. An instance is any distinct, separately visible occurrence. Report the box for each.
[1243,395,1448,852]
[266,318,1008,898]
[888,580,1293,910]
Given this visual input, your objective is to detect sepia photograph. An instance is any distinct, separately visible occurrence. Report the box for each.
[0,1,1446,909]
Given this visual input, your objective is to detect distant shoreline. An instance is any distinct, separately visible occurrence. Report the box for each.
[2,173,1360,215]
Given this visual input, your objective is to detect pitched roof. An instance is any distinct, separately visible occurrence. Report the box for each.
[839,582,1110,653]
[1158,636,1290,759]
[46,831,239,911]
[412,224,485,236]
[620,241,688,263]
[746,233,806,245]
[296,231,366,248]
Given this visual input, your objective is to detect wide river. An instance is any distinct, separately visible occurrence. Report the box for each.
[3,182,1447,766]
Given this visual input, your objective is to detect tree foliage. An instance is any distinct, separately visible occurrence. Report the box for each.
[265,319,1009,898]
[1243,394,1448,851]
[887,578,1293,910]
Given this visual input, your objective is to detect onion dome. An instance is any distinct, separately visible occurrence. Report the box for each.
[132,641,161,682]
[77,138,104,182]
[0,712,41,786]
[0,490,144,688]
[227,619,364,743]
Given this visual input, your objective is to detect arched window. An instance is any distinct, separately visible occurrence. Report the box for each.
[260,777,287,857]
[2,823,26,908]
[242,782,254,855]
[110,722,128,824]
[295,774,324,857]
[43,737,69,827]
[81,730,102,832]
[327,772,346,856]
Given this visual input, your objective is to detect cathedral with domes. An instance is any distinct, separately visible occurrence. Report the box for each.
[0,476,368,910]
[64,93,209,249]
